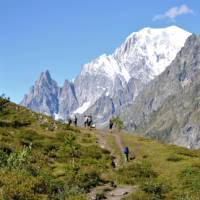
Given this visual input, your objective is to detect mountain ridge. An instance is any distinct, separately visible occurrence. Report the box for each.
[122,34,200,149]
[21,25,191,125]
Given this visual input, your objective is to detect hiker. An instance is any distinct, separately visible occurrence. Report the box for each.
[123,146,129,162]
[88,115,93,128]
[74,115,77,127]
[68,118,72,126]
[109,119,113,131]
[84,115,88,127]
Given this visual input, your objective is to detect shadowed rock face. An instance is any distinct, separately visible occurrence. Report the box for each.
[21,71,78,120]
[122,35,200,149]
[21,70,59,116]
[58,80,78,119]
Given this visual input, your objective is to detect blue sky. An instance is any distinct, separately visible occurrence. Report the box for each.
[0,0,199,103]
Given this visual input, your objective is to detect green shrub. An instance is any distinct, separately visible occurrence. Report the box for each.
[16,130,43,142]
[176,148,199,158]
[141,179,171,199]
[0,120,12,127]
[81,145,103,160]
[7,144,32,171]
[0,150,9,167]
[166,154,183,162]
[0,144,13,155]
[117,161,157,184]
[179,166,200,192]
[63,163,102,197]
[77,170,101,191]
[112,116,124,131]
[0,171,41,200]
[12,120,31,128]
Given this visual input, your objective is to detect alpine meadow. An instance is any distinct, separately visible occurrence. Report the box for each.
[1,1,200,200]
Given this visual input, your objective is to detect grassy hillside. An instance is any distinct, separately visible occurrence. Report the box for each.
[0,99,113,199]
[106,133,200,199]
[0,98,200,199]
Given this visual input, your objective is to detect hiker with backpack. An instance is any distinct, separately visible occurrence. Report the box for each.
[109,119,113,132]
[74,115,77,127]
[123,146,129,162]
[88,115,93,128]
[68,118,72,126]
[84,115,88,127]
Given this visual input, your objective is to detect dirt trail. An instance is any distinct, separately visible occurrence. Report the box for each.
[88,130,134,200]
[113,133,124,152]
[96,131,119,167]
[105,186,134,200]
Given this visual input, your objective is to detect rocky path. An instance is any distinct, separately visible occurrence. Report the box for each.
[88,131,134,200]
[113,133,124,152]
[96,131,119,167]
[105,186,134,200]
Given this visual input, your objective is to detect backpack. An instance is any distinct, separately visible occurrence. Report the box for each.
[123,147,129,154]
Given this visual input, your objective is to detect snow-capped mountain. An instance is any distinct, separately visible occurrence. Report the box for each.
[73,26,191,119]
[21,26,191,125]
[121,35,200,148]
[114,26,191,80]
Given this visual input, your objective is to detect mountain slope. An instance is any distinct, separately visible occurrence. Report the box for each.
[74,26,191,112]
[0,98,114,199]
[122,35,200,149]
[1,98,200,199]
[21,26,191,125]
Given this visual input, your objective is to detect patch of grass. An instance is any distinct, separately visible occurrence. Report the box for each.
[116,161,157,185]
[166,154,183,162]
[176,148,199,158]
[105,132,200,199]
[179,166,200,192]
[141,179,171,199]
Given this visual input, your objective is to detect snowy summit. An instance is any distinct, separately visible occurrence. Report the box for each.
[22,25,191,123]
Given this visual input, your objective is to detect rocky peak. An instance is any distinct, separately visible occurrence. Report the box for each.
[122,34,200,148]
[21,70,59,116]
[22,26,192,126]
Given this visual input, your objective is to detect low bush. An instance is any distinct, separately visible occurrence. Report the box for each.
[176,148,199,158]
[117,161,157,185]
[166,154,183,162]
[0,171,41,200]
[0,150,9,167]
[7,144,32,171]
[16,129,43,142]
[179,166,200,192]
[141,179,171,199]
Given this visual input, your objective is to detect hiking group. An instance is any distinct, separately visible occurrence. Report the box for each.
[84,115,96,128]
[67,115,95,129]
[67,115,129,162]
[67,115,77,127]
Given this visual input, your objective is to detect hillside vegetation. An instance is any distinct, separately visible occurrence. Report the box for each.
[0,98,200,199]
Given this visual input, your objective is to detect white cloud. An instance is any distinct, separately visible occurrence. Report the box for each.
[153,4,194,21]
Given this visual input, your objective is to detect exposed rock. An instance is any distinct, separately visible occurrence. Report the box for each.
[122,35,200,149]
[21,26,191,126]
